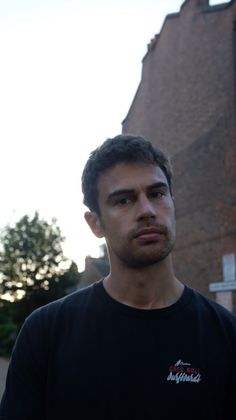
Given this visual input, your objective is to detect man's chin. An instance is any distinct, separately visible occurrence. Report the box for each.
[121,248,173,269]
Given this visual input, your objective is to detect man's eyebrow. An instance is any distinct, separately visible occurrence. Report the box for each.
[148,182,169,190]
[106,189,134,203]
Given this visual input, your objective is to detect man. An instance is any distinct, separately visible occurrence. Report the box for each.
[0,134,236,419]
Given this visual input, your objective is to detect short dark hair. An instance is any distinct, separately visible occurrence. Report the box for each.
[82,134,173,214]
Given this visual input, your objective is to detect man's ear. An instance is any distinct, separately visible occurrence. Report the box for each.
[84,211,104,238]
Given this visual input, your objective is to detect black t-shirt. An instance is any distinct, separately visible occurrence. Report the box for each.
[1,280,236,419]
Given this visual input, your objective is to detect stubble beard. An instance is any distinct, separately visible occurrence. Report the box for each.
[119,238,175,269]
[108,225,176,270]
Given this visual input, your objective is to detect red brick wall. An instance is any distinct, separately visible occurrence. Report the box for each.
[122,0,236,306]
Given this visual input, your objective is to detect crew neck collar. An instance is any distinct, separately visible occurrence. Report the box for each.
[93,279,192,319]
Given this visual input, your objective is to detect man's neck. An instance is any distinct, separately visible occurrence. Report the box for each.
[103,256,184,310]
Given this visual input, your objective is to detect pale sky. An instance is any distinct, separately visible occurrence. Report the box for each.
[0,0,229,270]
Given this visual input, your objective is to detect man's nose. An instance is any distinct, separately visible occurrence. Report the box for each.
[135,195,156,220]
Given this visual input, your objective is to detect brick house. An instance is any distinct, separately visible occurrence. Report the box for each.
[122,0,236,310]
[78,245,109,289]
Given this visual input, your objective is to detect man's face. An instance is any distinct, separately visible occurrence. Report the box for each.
[92,161,176,269]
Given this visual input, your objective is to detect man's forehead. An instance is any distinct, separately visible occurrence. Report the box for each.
[97,161,168,191]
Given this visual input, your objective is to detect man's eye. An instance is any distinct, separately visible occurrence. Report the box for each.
[151,191,165,199]
[115,197,131,205]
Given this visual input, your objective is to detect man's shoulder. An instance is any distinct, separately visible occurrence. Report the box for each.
[189,286,236,329]
[26,281,100,327]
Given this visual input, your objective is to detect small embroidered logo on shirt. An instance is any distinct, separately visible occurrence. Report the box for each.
[166,359,202,384]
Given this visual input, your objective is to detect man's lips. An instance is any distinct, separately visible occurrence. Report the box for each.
[133,228,164,242]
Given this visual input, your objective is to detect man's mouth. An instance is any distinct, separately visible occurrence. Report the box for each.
[133,228,164,242]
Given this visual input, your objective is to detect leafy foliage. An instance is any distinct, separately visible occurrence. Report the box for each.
[0,212,67,300]
[0,300,18,357]
[0,213,81,355]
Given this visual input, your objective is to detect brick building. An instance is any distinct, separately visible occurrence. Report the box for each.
[78,245,109,289]
[122,0,236,310]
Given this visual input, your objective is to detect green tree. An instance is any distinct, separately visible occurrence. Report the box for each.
[0,212,80,324]
[0,299,18,356]
[0,212,67,299]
